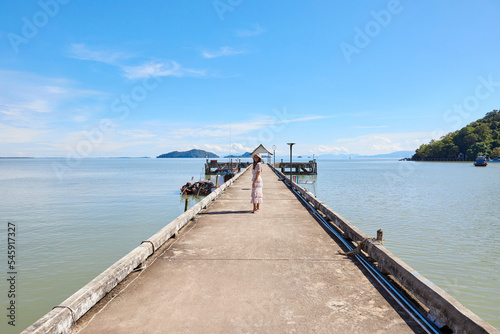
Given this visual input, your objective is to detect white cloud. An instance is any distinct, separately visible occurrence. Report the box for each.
[169,115,327,139]
[334,132,442,155]
[194,144,225,153]
[42,85,68,95]
[275,116,331,124]
[50,126,160,157]
[202,46,246,59]
[0,70,103,123]
[189,143,254,155]
[68,43,130,65]
[122,61,207,79]
[235,24,265,37]
[170,122,261,138]
[0,70,107,156]
[68,43,208,80]
[117,129,157,139]
[20,99,51,113]
[230,142,254,152]
[143,114,329,157]
[312,145,349,155]
[0,101,50,118]
[0,124,47,143]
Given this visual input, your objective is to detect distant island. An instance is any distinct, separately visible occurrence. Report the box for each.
[223,152,251,158]
[156,149,219,158]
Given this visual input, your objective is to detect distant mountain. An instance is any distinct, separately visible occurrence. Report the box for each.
[115,157,151,159]
[156,149,219,158]
[317,151,414,159]
[223,152,252,158]
[359,151,414,159]
[317,154,359,159]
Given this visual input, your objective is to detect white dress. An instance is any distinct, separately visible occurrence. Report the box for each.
[251,163,263,204]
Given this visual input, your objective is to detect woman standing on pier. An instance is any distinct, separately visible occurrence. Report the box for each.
[251,153,263,213]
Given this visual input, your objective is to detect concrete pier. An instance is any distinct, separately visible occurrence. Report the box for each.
[71,165,423,333]
[275,160,317,175]
[204,159,251,175]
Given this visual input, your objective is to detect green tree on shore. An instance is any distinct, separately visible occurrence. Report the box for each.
[492,147,500,159]
[412,110,500,160]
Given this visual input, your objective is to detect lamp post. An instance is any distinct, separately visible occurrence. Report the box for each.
[287,143,295,183]
[272,145,276,167]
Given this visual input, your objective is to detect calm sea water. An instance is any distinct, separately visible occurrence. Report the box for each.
[0,158,498,332]
[0,158,213,333]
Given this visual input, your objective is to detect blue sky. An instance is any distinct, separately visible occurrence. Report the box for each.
[1,0,500,157]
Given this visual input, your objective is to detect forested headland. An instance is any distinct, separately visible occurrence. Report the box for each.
[412,110,500,161]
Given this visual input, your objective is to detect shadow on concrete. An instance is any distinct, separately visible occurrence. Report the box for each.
[200,210,252,215]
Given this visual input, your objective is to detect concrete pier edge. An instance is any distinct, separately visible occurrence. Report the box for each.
[21,166,250,334]
[271,165,498,334]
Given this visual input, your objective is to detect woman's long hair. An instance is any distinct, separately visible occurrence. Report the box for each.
[253,156,262,169]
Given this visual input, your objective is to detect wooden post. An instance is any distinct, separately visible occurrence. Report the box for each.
[377,229,383,244]
[184,198,189,212]
[287,143,295,182]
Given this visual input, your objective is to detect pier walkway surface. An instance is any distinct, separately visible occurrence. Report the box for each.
[74,165,423,333]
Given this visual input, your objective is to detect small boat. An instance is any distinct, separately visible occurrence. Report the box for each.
[474,156,488,167]
[215,163,238,182]
[180,180,215,196]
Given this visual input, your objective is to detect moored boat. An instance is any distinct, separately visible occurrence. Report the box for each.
[180,180,215,196]
[474,156,488,167]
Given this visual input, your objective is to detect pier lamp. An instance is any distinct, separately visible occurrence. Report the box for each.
[287,143,295,182]
[272,145,276,167]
